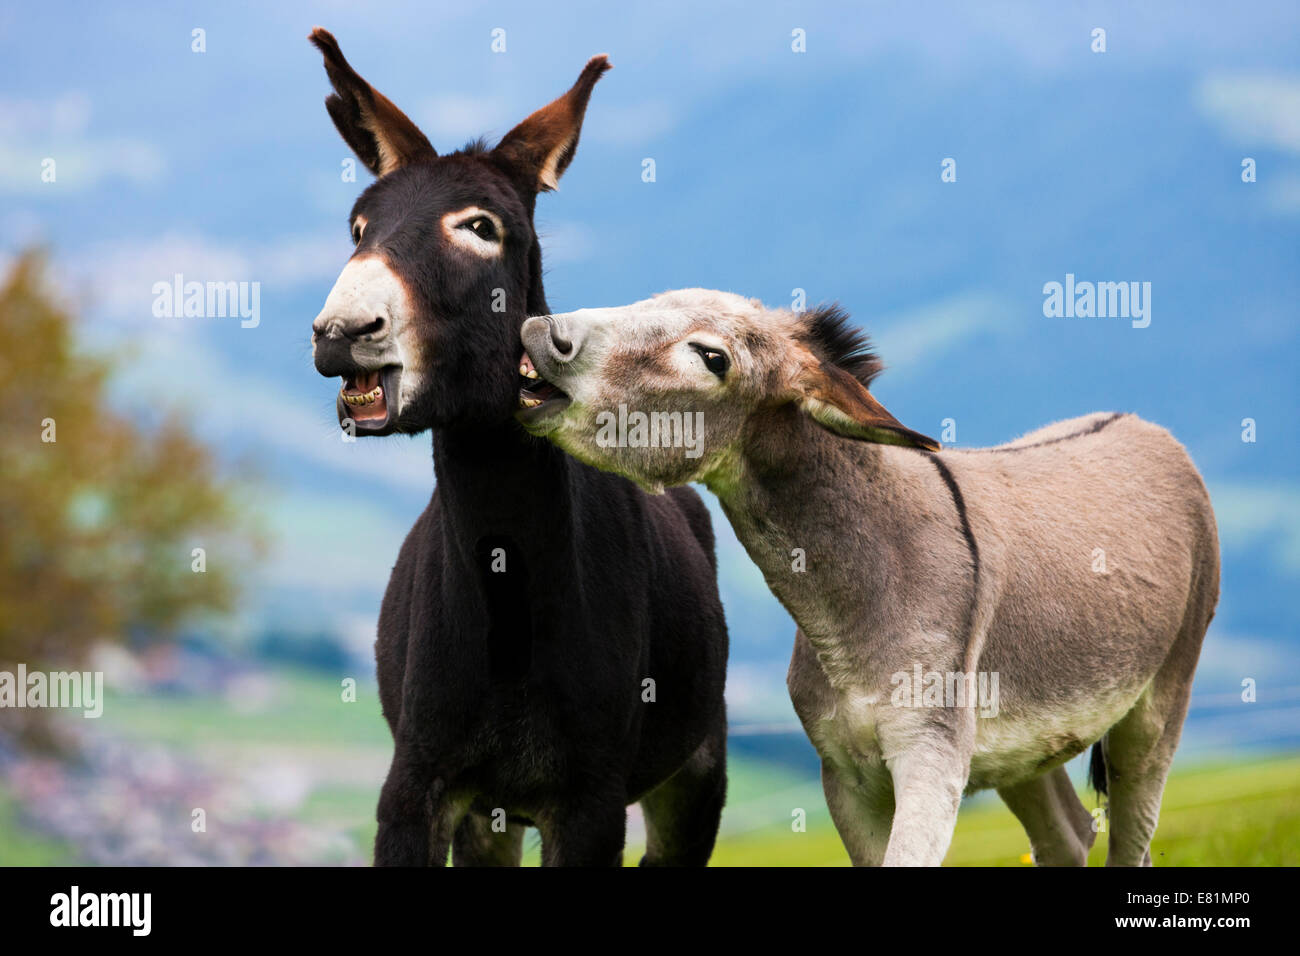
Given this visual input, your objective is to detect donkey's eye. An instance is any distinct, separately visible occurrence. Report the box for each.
[351,220,365,245]
[463,216,499,241]
[690,343,730,378]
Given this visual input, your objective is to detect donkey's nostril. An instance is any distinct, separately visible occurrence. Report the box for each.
[357,316,386,337]
[548,319,575,357]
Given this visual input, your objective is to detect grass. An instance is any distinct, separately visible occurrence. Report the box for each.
[708,753,1300,866]
[0,788,77,865]
[346,753,1300,866]
[99,671,392,750]
[4,668,1297,865]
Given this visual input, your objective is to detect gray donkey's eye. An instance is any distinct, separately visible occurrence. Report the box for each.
[690,343,730,378]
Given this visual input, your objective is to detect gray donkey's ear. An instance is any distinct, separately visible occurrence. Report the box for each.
[798,363,940,450]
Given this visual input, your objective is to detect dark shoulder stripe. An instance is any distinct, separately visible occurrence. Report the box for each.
[928,453,981,651]
[928,455,980,582]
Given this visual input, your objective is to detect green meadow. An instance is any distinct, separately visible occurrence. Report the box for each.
[2,668,1296,866]
[707,753,1300,867]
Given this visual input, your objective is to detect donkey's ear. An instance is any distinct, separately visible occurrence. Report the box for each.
[309,27,436,177]
[492,55,611,192]
[798,364,941,451]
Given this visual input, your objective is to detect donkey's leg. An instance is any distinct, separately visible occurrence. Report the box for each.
[881,739,971,867]
[451,812,525,867]
[537,793,628,866]
[426,799,461,867]
[1098,697,1181,868]
[1103,599,1208,866]
[639,723,727,866]
[821,760,894,866]
[374,745,448,866]
[997,766,1096,866]
[1101,682,1195,866]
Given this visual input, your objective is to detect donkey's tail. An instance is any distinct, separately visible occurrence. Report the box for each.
[1088,741,1108,796]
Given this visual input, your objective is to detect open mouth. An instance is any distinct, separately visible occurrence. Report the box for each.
[516,351,571,422]
[338,366,400,430]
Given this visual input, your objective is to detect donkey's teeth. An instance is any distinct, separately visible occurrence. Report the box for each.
[342,383,383,405]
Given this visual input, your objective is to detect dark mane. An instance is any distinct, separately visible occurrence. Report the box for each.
[801,304,884,388]
[459,136,491,156]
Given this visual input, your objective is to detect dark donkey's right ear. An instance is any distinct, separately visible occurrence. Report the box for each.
[492,55,612,193]
[309,27,436,177]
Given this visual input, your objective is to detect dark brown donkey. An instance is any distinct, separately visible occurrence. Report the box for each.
[307,30,728,866]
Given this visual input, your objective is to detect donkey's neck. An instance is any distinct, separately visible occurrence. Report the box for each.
[429,245,566,554]
[706,406,942,684]
[431,420,576,560]
[708,408,889,597]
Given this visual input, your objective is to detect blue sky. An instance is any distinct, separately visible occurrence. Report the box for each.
[2,1,1298,737]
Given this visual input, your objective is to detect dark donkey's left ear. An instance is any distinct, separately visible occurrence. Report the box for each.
[492,55,612,192]
[309,27,436,177]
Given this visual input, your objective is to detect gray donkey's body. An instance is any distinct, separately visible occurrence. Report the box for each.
[739,410,1218,866]
[517,290,1220,865]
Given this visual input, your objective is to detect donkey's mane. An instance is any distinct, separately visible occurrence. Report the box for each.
[802,304,884,388]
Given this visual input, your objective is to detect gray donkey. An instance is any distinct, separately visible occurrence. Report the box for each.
[515,289,1220,866]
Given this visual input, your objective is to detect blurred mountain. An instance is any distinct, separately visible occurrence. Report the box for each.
[1,1,1296,735]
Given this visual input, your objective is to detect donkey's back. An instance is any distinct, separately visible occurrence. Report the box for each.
[945,412,1219,793]
[956,411,1219,625]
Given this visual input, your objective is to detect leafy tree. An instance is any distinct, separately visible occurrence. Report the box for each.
[0,251,258,679]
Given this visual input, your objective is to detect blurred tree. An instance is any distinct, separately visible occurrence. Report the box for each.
[0,251,259,680]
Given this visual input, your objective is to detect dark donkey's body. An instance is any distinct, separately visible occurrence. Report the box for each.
[308,30,728,866]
